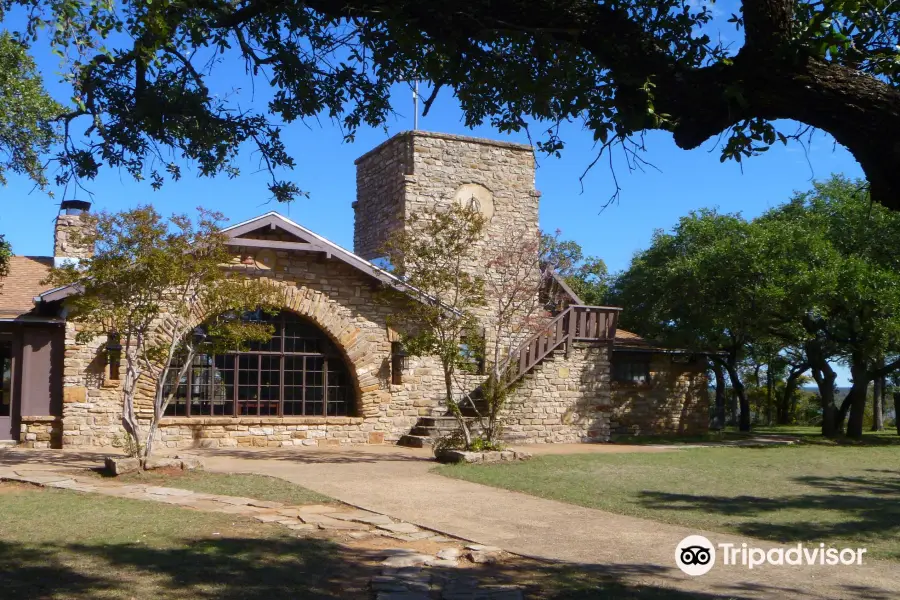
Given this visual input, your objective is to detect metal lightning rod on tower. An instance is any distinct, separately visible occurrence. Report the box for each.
[413,80,419,130]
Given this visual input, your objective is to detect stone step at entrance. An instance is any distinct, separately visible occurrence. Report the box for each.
[397,415,482,448]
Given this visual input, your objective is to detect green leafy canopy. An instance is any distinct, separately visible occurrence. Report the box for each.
[3,0,900,206]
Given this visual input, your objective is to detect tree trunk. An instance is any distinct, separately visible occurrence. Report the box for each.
[844,357,872,438]
[444,366,472,449]
[810,364,838,437]
[779,365,806,425]
[711,361,726,430]
[843,383,870,438]
[729,387,738,427]
[723,362,751,432]
[121,341,144,458]
[805,340,838,437]
[872,374,885,432]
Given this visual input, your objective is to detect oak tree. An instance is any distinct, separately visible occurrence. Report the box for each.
[4,0,900,207]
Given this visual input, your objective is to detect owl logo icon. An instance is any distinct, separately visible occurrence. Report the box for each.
[676,535,716,576]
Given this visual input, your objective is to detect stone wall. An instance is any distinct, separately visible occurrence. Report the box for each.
[354,130,543,351]
[19,416,62,448]
[156,417,381,449]
[59,245,452,449]
[501,342,612,444]
[609,353,709,435]
[353,134,412,260]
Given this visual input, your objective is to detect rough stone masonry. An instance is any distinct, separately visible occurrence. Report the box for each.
[35,130,705,450]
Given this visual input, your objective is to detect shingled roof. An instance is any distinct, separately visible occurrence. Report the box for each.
[0,256,53,319]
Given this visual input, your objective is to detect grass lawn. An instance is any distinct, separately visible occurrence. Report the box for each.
[0,483,371,599]
[0,483,719,600]
[85,469,334,505]
[611,425,900,446]
[435,445,900,561]
[750,425,900,446]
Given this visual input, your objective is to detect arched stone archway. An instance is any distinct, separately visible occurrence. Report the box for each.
[147,277,390,431]
[276,282,387,418]
[178,279,388,418]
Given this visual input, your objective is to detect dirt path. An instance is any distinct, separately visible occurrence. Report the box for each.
[195,444,899,600]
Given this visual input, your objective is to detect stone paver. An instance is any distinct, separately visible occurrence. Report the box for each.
[197,445,900,600]
[0,459,503,598]
[378,522,422,534]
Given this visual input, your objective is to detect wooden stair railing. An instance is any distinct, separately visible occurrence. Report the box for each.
[503,305,621,386]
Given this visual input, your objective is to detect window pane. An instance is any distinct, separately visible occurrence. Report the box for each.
[259,355,280,415]
[327,359,349,416]
[237,354,259,415]
[284,319,323,354]
[613,358,649,384]
[305,357,324,415]
[245,309,281,352]
[175,310,355,419]
[283,355,303,415]
[211,355,235,415]
[163,355,188,416]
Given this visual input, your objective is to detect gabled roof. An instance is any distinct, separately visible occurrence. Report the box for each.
[614,328,657,349]
[34,211,442,311]
[221,212,435,301]
[0,256,54,318]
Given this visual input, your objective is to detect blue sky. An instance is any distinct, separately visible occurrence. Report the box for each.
[2,4,863,383]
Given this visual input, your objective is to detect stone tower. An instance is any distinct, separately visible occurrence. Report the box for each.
[353,131,540,264]
[53,199,94,267]
[353,131,542,351]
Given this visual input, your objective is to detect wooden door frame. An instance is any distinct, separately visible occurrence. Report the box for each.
[0,327,20,441]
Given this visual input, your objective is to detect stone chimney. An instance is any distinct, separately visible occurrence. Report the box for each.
[53,199,94,267]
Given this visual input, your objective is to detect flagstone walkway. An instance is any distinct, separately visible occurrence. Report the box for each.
[195,444,900,600]
[3,444,900,599]
[0,463,521,600]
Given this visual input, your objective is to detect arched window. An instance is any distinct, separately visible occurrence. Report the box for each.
[163,310,355,417]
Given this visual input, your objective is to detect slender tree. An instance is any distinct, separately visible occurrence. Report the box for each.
[44,206,280,463]
[381,204,486,449]
[872,361,885,432]
[709,360,727,430]
[480,225,554,443]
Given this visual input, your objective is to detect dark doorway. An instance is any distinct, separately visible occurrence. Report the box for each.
[0,340,14,440]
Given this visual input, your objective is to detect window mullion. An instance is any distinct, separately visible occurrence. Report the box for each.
[301,356,307,416]
[256,354,261,416]
[323,356,329,417]
[186,358,193,417]
[233,353,238,417]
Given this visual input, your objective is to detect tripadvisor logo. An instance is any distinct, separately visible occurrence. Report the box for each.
[675,535,716,576]
[675,535,867,575]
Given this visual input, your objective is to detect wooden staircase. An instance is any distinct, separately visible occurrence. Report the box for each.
[398,304,620,447]
[505,304,619,387]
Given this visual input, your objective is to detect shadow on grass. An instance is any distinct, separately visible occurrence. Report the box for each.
[637,471,900,555]
[0,534,802,600]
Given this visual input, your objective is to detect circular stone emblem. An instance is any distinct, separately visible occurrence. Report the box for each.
[454,183,494,221]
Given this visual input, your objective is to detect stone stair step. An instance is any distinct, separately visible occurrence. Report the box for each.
[409,426,443,437]
[418,416,465,428]
[397,435,433,448]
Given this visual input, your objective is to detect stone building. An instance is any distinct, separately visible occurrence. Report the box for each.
[0,131,708,449]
